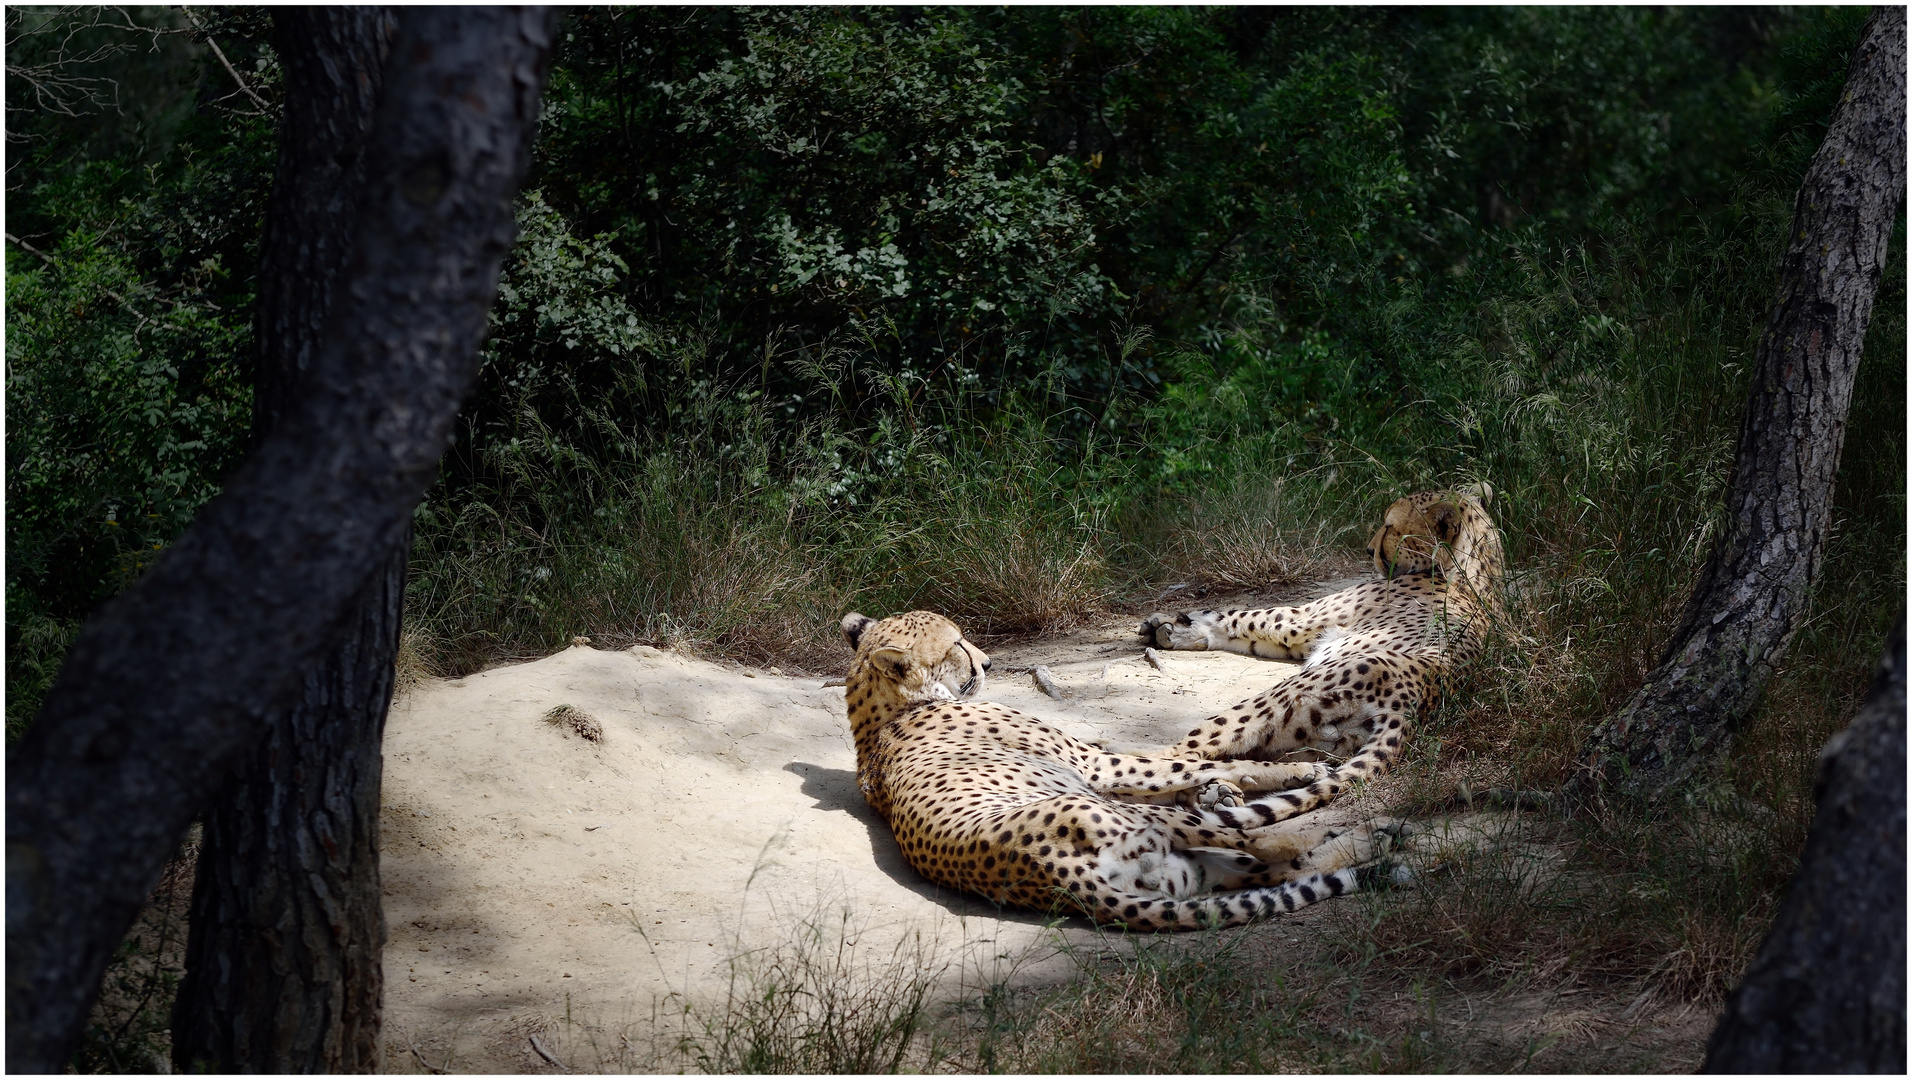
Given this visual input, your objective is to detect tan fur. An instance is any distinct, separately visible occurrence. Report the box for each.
[839,610,1408,932]
[1136,489,1505,815]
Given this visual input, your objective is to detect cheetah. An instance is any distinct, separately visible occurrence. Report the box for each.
[838,610,1409,933]
[1134,487,1505,817]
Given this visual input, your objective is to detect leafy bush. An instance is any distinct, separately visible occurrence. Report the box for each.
[6,21,274,735]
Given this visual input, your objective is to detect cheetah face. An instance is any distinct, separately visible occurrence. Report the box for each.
[841,610,992,702]
[1367,496,1463,579]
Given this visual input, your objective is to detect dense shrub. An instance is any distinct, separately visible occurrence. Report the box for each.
[7,7,1899,778]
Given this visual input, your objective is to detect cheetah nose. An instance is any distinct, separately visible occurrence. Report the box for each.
[982,660,993,672]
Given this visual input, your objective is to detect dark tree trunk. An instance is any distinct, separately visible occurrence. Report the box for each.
[171,11,400,1072]
[4,9,557,1072]
[1576,6,1906,802]
[1702,611,1905,1073]
[174,544,406,1073]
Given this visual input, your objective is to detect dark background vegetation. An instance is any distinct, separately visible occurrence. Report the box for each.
[7,6,1903,1070]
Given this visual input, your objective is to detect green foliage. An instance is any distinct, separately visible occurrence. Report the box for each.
[6,8,277,737]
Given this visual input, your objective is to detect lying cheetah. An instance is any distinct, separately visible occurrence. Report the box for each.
[839,610,1408,932]
[1134,488,1505,815]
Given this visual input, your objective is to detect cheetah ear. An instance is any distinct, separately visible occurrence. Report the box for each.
[870,646,912,679]
[1458,481,1493,507]
[841,612,875,649]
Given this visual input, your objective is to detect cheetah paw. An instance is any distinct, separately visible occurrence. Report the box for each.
[1137,610,1220,651]
[1353,860,1417,891]
[1368,818,1420,856]
[1280,762,1334,790]
[1184,779,1246,810]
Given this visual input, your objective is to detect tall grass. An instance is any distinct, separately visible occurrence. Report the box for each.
[405,353,1143,674]
[639,908,949,1074]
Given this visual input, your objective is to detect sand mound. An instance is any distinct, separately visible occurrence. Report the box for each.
[379,618,1360,1071]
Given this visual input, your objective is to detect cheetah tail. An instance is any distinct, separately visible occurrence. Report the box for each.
[1083,866,1383,932]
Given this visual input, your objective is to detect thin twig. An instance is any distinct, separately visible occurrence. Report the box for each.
[398,1027,447,1074]
[180,7,271,112]
[201,35,271,110]
[529,1033,569,1072]
[5,230,55,265]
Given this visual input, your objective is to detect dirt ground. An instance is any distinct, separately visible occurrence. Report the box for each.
[375,583,1714,1073]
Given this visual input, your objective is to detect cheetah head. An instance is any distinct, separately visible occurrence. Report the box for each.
[1366,486,1498,585]
[841,610,991,703]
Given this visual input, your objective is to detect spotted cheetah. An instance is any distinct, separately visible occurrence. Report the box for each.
[1134,488,1505,815]
[839,610,1409,932]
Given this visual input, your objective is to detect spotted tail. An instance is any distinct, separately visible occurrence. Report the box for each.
[1078,865,1382,932]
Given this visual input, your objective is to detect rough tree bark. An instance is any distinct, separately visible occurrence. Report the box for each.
[4,9,556,1072]
[1576,6,1906,801]
[171,13,401,1071]
[1702,610,1905,1073]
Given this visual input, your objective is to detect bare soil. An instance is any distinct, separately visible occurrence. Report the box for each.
[377,604,1356,1071]
[358,581,1714,1071]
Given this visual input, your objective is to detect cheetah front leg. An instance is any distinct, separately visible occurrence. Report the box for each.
[1211,700,1418,826]
[1137,604,1316,658]
[1138,583,1391,658]
[1242,817,1418,878]
[1184,817,1421,891]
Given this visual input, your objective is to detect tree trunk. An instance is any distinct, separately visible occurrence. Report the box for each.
[174,544,406,1073]
[1575,6,1906,802]
[170,11,400,1072]
[4,9,556,1072]
[1702,610,1905,1073]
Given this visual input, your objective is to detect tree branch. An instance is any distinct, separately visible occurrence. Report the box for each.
[180,7,273,113]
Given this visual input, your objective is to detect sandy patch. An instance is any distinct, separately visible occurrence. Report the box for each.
[376,615,1369,1072]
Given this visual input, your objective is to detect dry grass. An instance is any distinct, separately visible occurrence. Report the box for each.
[904,512,1110,635]
[514,898,957,1074]
[392,627,442,696]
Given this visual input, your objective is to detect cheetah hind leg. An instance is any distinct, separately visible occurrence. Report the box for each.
[1180,762,1332,810]
[1115,761,1332,812]
[1178,847,1279,892]
[1245,817,1421,885]
[1178,817,1412,891]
